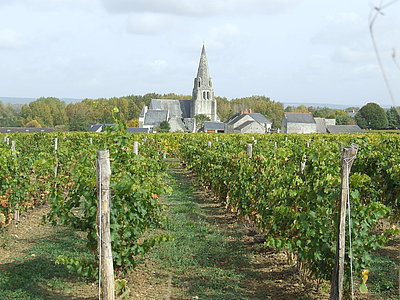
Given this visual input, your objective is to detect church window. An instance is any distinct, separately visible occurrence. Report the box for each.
[203,91,206,100]
[198,78,201,87]
[207,91,210,100]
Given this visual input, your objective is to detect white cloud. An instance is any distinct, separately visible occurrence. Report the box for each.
[312,12,366,45]
[207,23,241,50]
[0,29,26,50]
[149,59,168,73]
[101,0,297,16]
[126,13,176,35]
[0,0,98,11]
[332,47,375,64]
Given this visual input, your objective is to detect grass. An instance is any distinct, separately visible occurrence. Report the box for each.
[0,224,95,300]
[140,162,271,299]
[367,237,400,300]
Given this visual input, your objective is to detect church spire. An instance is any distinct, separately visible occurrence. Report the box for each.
[196,44,210,81]
[191,44,217,122]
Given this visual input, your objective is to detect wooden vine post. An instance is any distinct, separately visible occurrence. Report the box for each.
[54,138,58,177]
[246,143,253,157]
[330,143,358,300]
[11,140,19,222]
[133,141,139,155]
[96,150,115,300]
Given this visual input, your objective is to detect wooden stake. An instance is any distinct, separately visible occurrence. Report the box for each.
[11,141,16,156]
[11,140,19,222]
[330,143,358,300]
[208,141,212,147]
[246,143,253,157]
[90,138,93,145]
[133,141,138,155]
[96,150,115,300]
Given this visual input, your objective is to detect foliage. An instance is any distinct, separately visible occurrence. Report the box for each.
[178,133,398,292]
[25,119,42,128]
[355,102,388,129]
[0,124,173,279]
[386,107,400,129]
[21,97,67,127]
[285,104,309,113]
[336,114,356,125]
[156,120,171,133]
[193,114,211,131]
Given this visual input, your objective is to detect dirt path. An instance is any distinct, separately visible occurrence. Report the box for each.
[127,163,328,299]
[0,205,97,300]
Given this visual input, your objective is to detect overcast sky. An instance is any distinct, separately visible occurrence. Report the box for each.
[0,0,399,107]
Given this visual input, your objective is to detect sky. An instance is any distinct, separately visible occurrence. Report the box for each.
[0,0,399,107]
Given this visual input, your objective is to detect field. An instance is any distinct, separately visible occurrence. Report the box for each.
[0,129,399,299]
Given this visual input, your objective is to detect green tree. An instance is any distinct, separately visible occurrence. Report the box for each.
[156,120,170,133]
[216,96,232,121]
[336,114,356,125]
[20,97,67,127]
[194,114,211,131]
[25,119,42,128]
[0,102,19,126]
[66,102,94,131]
[355,102,388,129]
[386,107,400,129]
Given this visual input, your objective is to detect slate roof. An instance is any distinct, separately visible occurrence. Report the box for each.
[227,113,270,126]
[326,125,363,133]
[235,121,255,131]
[88,124,103,132]
[284,113,316,124]
[227,114,248,125]
[0,127,55,133]
[248,113,272,124]
[126,127,151,133]
[87,123,114,132]
[204,121,225,131]
[143,110,168,126]
[226,112,240,124]
[150,99,191,118]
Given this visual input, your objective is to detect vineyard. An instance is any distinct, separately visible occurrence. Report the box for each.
[0,128,399,299]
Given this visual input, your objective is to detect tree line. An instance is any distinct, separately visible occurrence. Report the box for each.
[0,94,398,131]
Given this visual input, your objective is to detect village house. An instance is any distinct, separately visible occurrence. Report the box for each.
[225,110,272,134]
[281,113,317,133]
[281,113,363,134]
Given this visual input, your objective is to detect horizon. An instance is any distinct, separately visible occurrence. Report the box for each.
[1,95,393,110]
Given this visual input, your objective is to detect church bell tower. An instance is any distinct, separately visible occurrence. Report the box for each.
[191,45,217,121]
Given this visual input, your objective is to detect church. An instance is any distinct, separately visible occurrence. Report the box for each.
[139,45,219,132]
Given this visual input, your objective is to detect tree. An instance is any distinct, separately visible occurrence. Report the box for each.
[20,97,67,127]
[336,114,356,125]
[355,102,388,129]
[194,114,211,131]
[156,120,170,133]
[25,119,41,128]
[386,107,400,129]
[66,102,94,131]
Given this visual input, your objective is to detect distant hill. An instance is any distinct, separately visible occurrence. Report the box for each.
[283,102,359,110]
[0,97,82,105]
